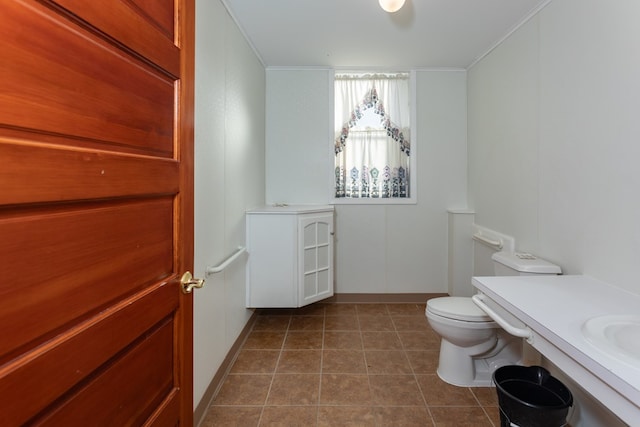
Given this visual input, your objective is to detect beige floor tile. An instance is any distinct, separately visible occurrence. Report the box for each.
[317,406,375,426]
[356,303,390,316]
[200,406,262,427]
[484,405,502,426]
[324,315,359,331]
[259,406,318,426]
[293,303,326,316]
[205,303,508,427]
[266,374,320,405]
[369,374,424,406]
[320,374,372,405]
[214,374,272,405]
[416,375,478,406]
[429,406,494,426]
[364,350,412,374]
[323,330,363,350]
[322,350,367,374]
[277,350,322,373]
[373,406,434,426]
[231,349,280,374]
[386,303,426,315]
[471,387,499,406]
[323,303,358,316]
[284,330,323,349]
[244,331,287,350]
[252,316,291,331]
[289,315,325,331]
[358,315,395,331]
[397,330,441,350]
[392,315,430,331]
[405,350,439,374]
[361,331,402,350]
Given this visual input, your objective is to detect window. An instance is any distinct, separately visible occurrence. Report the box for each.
[333,72,413,201]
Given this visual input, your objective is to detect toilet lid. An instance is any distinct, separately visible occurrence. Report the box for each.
[427,297,492,322]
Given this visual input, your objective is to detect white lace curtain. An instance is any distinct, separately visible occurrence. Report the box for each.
[334,73,410,198]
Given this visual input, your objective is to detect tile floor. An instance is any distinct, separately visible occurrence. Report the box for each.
[201,302,502,426]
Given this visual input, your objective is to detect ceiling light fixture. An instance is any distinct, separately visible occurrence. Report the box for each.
[379,0,406,13]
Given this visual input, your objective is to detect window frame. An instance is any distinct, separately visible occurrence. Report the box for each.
[330,70,417,205]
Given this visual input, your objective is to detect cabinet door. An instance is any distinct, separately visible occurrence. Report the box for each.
[299,213,334,306]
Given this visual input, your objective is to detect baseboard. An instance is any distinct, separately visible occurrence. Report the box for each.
[193,310,258,427]
[327,292,447,303]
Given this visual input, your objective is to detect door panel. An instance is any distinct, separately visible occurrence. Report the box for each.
[0,0,194,425]
[0,199,174,359]
[50,0,178,75]
[0,1,175,156]
[34,319,175,426]
[0,143,179,205]
[0,283,177,426]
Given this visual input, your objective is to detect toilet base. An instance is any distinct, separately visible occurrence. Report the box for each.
[436,332,522,387]
[437,358,495,387]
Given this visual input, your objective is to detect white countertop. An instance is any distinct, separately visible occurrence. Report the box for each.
[472,275,640,424]
[247,205,334,215]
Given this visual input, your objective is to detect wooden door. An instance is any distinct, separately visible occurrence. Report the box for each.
[0,1,195,425]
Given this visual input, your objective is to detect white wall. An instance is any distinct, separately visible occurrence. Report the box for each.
[266,69,468,293]
[266,69,335,204]
[468,2,640,425]
[468,18,540,252]
[468,0,640,296]
[194,0,265,410]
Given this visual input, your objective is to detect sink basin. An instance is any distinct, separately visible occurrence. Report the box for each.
[582,315,640,369]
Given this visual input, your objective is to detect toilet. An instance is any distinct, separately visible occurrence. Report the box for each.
[426,251,561,387]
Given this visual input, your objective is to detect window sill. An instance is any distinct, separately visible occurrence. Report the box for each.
[330,197,417,205]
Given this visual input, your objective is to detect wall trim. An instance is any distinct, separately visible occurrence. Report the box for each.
[327,292,447,303]
[466,0,553,70]
[193,311,258,427]
[218,0,266,67]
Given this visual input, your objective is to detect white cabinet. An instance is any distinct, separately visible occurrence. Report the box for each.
[246,205,334,308]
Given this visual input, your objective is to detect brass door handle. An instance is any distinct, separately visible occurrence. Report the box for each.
[180,271,205,294]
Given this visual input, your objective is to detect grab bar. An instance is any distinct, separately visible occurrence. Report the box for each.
[206,246,246,275]
[472,233,503,250]
[471,294,533,343]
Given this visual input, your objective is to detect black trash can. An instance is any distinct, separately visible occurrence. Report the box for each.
[493,365,573,427]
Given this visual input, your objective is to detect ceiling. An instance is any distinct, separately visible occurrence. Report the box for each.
[221,0,550,69]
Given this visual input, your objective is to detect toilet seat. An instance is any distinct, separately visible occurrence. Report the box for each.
[427,297,492,322]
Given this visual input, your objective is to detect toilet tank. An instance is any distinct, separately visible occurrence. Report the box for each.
[492,252,561,276]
